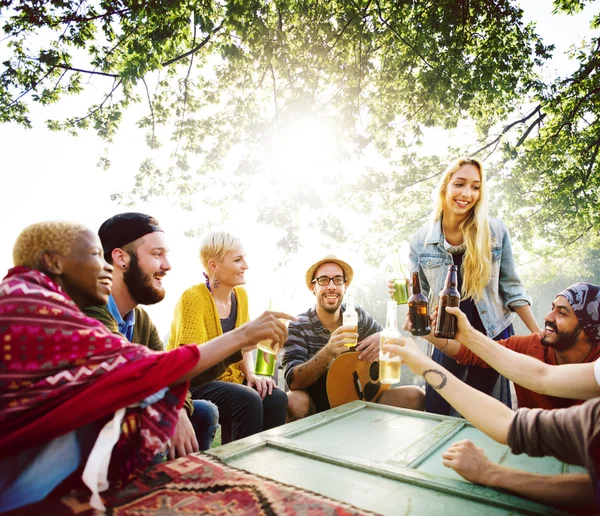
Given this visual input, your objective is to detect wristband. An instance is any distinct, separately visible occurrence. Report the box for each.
[438,339,450,352]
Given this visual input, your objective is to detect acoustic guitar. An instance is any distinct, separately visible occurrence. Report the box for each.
[326,351,391,408]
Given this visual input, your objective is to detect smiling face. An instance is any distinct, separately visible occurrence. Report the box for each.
[57,229,114,308]
[541,296,584,351]
[443,163,481,219]
[123,231,171,305]
[310,262,347,314]
[212,245,248,288]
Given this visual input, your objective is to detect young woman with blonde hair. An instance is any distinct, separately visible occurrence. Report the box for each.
[168,231,288,443]
[408,157,541,415]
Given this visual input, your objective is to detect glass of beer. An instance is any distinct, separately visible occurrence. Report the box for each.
[393,277,409,305]
[254,348,276,377]
[257,318,290,355]
[379,300,401,384]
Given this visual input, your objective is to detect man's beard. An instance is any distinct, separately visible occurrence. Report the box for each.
[123,253,165,306]
[317,293,342,314]
[541,321,583,352]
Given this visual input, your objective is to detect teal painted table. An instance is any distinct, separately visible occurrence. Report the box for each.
[207,401,583,515]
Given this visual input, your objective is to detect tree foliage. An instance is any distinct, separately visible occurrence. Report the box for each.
[0,0,597,263]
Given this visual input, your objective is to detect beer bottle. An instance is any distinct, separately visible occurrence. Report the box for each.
[434,265,461,339]
[343,292,358,347]
[408,272,430,336]
[379,300,401,384]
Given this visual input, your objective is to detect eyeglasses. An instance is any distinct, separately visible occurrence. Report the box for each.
[312,275,346,286]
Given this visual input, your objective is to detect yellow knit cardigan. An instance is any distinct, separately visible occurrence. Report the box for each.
[168,283,249,385]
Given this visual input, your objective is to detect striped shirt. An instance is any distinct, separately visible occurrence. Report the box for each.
[282,303,383,389]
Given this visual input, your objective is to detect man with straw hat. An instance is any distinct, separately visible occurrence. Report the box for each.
[282,255,425,420]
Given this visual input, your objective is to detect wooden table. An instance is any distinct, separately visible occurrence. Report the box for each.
[207,401,583,515]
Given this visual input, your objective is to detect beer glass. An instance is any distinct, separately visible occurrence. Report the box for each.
[393,277,409,305]
[256,317,290,355]
[379,300,401,384]
[254,348,276,377]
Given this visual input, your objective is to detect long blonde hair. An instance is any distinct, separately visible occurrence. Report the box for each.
[433,157,491,301]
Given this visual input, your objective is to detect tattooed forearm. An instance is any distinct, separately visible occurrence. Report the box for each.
[289,349,331,390]
[422,369,447,390]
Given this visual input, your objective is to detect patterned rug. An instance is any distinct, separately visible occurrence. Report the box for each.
[11,454,376,515]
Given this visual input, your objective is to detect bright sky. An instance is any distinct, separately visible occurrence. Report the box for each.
[0,0,597,334]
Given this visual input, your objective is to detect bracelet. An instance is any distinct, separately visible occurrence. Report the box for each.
[438,339,450,352]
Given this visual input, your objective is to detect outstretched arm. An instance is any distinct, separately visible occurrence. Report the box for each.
[383,338,515,444]
[446,306,600,400]
[443,440,595,511]
[173,311,292,384]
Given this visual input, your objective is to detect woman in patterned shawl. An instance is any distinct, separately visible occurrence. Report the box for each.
[0,221,290,513]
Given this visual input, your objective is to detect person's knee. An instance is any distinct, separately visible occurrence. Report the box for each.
[403,385,425,410]
[379,386,425,411]
[287,390,315,421]
[238,384,263,412]
[262,387,288,427]
[268,387,288,410]
[192,399,219,426]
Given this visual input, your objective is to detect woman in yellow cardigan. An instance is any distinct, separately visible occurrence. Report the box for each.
[168,232,288,444]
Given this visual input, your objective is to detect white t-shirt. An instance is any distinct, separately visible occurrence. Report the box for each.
[594,357,600,385]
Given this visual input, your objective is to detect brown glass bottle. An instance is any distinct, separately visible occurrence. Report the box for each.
[434,265,460,339]
[408,272,430,336]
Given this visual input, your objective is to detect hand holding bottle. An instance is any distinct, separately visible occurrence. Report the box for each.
[382,337,431,376]
[325,325,358,359]
[431,305,474,344]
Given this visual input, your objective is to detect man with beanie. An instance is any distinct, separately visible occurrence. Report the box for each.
[83,212,219,457]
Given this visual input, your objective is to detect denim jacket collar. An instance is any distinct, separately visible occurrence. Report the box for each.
[425,218,500,248]
[424,219,444,246]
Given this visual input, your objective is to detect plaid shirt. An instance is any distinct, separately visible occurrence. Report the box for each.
[282,303,383,389]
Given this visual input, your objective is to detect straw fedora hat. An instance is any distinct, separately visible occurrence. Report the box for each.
[305,254,354,289]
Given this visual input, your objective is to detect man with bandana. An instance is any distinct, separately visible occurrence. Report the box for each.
[408,282,600,510]
[83,213,219,458]
[426,282,600,410]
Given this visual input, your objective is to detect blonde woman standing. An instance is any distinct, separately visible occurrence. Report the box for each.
[168,232,288,444]
[408,157,541,415]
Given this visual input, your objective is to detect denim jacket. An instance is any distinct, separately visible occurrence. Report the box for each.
[409,218,531,338]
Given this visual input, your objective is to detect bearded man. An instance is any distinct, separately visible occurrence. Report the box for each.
[83,213,219,457]
[427,282,600,410]
[387,283,600,511]
[281,255,425,421]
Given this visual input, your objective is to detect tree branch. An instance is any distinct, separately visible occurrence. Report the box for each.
[174,22,197,159]
[269,63,278,118]
[53,64,119,78]
[374,0,434,71]
[391,170,444,192]
[162,23,223,67]
[472,104,542,156]
[515,114,546,147]
[59,8,131,24]
[59,78,123,127]
[518,227,592,266]
[141,76,156,146]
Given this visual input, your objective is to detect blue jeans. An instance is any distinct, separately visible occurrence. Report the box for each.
[190,399,219,451]
[191,381,288,444]
[153,400,219,463]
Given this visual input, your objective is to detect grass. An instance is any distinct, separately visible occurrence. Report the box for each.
[210,425,222,448]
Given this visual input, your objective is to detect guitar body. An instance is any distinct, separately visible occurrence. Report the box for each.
[326,351,391,408]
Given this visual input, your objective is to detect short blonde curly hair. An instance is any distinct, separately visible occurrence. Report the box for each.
[13,221,88,269]
[199,231,242,271]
